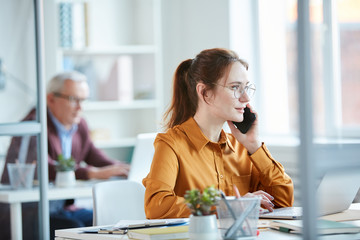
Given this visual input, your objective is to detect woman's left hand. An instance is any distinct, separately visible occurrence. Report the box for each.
[227,104,261,154]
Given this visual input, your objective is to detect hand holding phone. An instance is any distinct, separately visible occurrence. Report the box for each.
[232,107,256,134]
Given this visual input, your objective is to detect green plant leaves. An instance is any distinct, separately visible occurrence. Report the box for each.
[55,154,76,172]
[184,185,221,216]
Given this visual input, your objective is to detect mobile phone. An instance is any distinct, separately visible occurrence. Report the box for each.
[232,107,256,134]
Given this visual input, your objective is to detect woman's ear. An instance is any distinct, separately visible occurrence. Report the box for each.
[196,82,207,99]
[196,82,213,103]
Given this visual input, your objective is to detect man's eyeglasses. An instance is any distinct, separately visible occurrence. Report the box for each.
[214,83,256,99]
[53,92,87,106]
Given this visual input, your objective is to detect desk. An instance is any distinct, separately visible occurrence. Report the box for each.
[55,203,360,240]
[0,181,94,240]
[54,225,360,240]
[55,226,300,240]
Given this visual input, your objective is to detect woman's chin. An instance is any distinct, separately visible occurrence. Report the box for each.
[233,117,244,123]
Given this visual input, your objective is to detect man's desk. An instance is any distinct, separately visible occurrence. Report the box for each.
[0,181,94,240]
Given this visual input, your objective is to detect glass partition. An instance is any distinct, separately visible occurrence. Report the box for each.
[231,0,360,238]
[0,1,49,239]
[0,0,38,124]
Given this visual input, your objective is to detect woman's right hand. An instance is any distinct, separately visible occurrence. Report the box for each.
[233,185,274,212]
[243,190,275,212]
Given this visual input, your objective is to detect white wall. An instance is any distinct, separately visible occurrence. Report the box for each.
[161,0,231,110]
[0,1,38,123]
[0,1,39,161]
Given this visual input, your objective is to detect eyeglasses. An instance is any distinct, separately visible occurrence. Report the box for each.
[53,92,87,107]
[214,82,256,99]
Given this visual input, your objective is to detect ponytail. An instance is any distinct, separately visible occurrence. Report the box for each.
[163,59,197,129]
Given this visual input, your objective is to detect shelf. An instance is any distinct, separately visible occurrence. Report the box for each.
[82,100,158,111]
[53,0,162,154]
[61,45,157,56]
[93,137,136,149]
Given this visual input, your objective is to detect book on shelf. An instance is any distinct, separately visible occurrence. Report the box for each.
[127,225,189,240]
[270,219,360,235]
[98,55,133,101]
[58,1,87,49]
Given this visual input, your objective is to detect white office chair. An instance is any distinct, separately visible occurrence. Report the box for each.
[92,180,146,226]
[127,133,157,184]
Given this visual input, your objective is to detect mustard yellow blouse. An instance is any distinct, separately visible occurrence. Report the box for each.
[143,117,294,219]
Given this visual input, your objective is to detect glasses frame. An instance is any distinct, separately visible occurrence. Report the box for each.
[53,92,87,107]
[214,82,256,99]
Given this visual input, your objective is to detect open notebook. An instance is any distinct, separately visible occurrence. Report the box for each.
[260,169,360,219]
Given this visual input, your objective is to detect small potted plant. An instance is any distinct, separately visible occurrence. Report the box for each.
[184,185,221,240]
[55,154,76,187]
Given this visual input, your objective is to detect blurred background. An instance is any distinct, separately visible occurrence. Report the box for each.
[0,0,359,207]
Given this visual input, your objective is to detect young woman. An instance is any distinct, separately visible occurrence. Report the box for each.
[143,48,294,219]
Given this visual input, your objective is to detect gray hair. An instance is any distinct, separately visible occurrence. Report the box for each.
[47,71,87,93]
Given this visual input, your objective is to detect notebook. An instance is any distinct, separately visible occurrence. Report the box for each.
[127,225,189,240]
[260,169,360,219]
[270,219,360,235]
[82,219,189,235]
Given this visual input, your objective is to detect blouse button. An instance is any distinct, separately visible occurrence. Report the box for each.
[220,175,224,179]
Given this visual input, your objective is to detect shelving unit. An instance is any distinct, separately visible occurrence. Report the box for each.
[53,0,163,161]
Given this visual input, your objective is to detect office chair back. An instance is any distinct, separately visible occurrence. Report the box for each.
[127,133,157,184]
[92,180,146,226]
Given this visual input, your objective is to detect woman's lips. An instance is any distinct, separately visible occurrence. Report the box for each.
[236,107,245,113]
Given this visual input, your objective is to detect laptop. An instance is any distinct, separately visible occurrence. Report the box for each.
[127,133,157,184]
[260,169,360,219]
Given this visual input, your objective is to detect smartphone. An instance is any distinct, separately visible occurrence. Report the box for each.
[232,107,256,134]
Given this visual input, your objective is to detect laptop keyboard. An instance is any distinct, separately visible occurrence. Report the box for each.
[260,207,303,219]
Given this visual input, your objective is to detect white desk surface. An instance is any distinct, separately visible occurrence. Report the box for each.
[54,224,360,240]
[55,203,360,240]
[55,225,298,240]
[0,180,96,240]
[0,181,94,203]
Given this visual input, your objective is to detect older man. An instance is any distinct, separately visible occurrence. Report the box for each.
[1,71,130,239]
